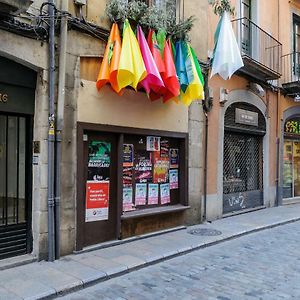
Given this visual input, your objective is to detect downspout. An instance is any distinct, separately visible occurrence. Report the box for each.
[47,0,56,262]
[55,0,68,259]
[202,65,210,221]
[203,111,208,220]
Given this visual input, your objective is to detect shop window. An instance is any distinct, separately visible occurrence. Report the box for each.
[283,118,300,199]
[122,134,180,212]
[283,140,300,198]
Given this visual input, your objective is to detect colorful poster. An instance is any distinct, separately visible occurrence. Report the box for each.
[146,136,160,151]
[123,144,134,167]
[85,181,109,222]
[169,169,179,189]
[123,166,133,186]
[153,152,169,183]
[148,183,159,205]
[160,139,169,158]
[135,151,152,183]
[170,148,179,168]
[123,187,135,211]
[87,141,111,181]
[135,183,147,205]
[160,183,170,205]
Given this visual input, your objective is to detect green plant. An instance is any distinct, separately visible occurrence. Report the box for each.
[127,1,148,23]
[105,0,127,23]
[208,0,235,16]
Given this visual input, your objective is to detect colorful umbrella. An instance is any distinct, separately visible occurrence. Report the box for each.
[211,11,244,80]
[96,23,122,93]
[162,39,180,102]
[137,25,165,96]
[181,44,204,106]
[117,19,147,91]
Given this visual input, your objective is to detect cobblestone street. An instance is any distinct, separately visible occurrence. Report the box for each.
[59,221,300,300]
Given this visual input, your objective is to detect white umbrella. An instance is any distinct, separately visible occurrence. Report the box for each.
[211,11,244,80]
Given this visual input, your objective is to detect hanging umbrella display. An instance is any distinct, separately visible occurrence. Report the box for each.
[181,44,204,106]
[162,39,180,102]
[96,23,122,93]
[210,11,244,80]
[137,25,165,97]
[117,19,147,91]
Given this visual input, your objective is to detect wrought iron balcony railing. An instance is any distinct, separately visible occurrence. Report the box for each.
[232,18,282,81]
[281,52,300,95]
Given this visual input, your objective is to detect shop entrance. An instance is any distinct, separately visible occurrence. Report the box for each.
[0,114,32,259]
[79,132,118,248]
[223,102,266,214]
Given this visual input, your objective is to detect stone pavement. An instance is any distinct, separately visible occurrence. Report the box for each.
[60,220,300,300]
[0,204,300,300]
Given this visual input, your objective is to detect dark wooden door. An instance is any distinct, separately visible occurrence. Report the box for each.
[81,132,118,247]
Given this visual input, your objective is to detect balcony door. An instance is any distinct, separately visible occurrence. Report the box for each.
[241,0,251,56]
[293,15,300,80]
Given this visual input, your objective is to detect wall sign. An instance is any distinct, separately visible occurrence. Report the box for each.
[235,108,258,127]
[285,119,300,135]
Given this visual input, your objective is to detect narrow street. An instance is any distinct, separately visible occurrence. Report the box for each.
[60,221,300,300]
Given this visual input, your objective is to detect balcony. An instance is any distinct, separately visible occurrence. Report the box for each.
[0,0,32,14]
[281,52,300,95]
[232,18,282,82]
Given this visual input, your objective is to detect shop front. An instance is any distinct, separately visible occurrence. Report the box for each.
[282,116,300,202]
[76,122,188,250]
[223,102,266,214]
[0,56,36,259]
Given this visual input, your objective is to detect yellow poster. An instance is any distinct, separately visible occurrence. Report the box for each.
[293,142,300,158]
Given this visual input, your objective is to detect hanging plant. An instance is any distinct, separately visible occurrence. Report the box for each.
[208,0,235,16]
[139,5,166,31]
[105,0,195,41]
[167,16,196,42]
[127,1,148,24]
[105,0,127,23]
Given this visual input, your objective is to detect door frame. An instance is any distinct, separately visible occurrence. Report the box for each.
[76,122,188,251]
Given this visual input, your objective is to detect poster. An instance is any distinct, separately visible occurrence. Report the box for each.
[85,181,109,222]
[123,187,135,211]
[160,139,169,158]
[123,166,133,186]
[135,183,147,205]
[148,183,159,205]
[87,141,111,181]
[123,144,134,167]
[170,148,179,168]
[146,136,160,151]
[135,151,152,183]
[169,169,179,189]
[153,152,169,183]
[160,183,170,205]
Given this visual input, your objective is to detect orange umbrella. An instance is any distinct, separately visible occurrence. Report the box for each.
[96,23,122,93]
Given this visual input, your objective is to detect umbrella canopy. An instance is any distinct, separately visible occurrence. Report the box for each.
[211,11,244,80]
[137,25,165,96]
[96,23,122,93]
[117,19,147,91]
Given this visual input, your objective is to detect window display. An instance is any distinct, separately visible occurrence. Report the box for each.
[122,134,180,212]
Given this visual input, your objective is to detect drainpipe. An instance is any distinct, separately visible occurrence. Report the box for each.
[203,111,208,220]
[47,0,56,262]
[55,0,68,260]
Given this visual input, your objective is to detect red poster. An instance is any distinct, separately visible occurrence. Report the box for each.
[85,181,109,222]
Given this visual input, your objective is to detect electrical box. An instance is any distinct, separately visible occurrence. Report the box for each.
[74,0,87,5]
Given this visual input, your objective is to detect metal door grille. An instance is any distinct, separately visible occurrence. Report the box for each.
[223,132,263,213]
[0,114,30,259]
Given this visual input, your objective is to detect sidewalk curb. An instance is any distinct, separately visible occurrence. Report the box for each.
[44,217,300,299]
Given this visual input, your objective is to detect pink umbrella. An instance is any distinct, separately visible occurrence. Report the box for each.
[137,26,165,97]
